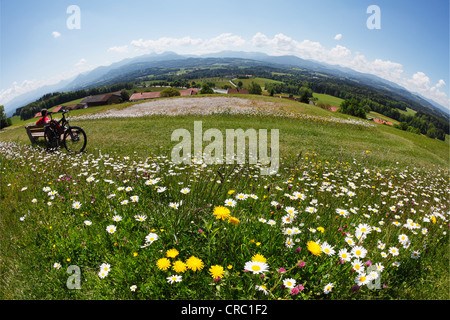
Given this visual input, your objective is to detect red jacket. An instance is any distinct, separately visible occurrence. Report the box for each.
[36,116,50,125]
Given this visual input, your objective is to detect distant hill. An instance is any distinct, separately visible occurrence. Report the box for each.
[4,51,448,121]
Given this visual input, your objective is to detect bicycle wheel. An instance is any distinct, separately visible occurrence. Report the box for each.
[44,127,59,151]
[63,126,87,153]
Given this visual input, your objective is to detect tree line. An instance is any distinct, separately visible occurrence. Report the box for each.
[16,83,134,121]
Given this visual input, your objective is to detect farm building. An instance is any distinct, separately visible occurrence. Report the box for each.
[179,88,198,96]
[81,92,122,107]
[129,91,161,102]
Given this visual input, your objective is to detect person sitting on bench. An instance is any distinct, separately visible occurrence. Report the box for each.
[36,109,50,126]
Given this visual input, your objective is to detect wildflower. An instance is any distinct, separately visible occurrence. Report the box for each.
[112,215,122,222]
[345,237,355,247]
[375,263,384,273]
[125,187,133,192]
[120,200,129,205]
[285,237,294,248]
[172,260,188,273]
[84,220,92,226]
[251,254,267,263]
[317,226,325,233]
[224,199,237,207]
[213,206,230,221]
[100,263,111,273]
[336,208,349,217]
[72,201,82,210]
[53,262,61,269]
[283,278,296,289]
[356,223,372,234]
[166,249,179,259]
[156,187,166,193]
[323,283,334,294]
[145,178,160,185]
[321,242,335,256]
[389,247,399,256]
[86,176,95,182]
[352,259,364,273]
[130,195,139,202]
[411,251,420,259]
[31,198,37,203]
[235,193,247,200]
[267,219,276,226]
[209,265,225,279]
[106,225,116,234]
[228,216,240,226]
[157,258,171,271]
[338,249,351,262]
[180,188,190,194]
[228,190,235,195]
[292,285,304,295]
[130,285,137,292]
[307,241,322,256]
[145,233,158,244]
[186,256,204,272]
[134,214,147,222]
[255,284,269,295]
[98,270,108,279]
[169,202,179,209]
[305,206,317,213]
[244,261,269,274]
[398,234,409,244]
[351,246,368,259]
[282,215,294,225]
[166,274,182,284]
[284,206,297,215]
[297,260,306,268]
[355,273,370,286]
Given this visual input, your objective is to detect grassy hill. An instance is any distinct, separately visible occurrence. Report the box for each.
[0,94,448,300]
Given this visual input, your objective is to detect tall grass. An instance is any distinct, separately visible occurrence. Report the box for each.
[0,139,448,300]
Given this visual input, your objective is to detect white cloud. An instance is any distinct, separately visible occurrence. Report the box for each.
[129,33,245,55]
[435,79,446,88]
[75,58,87,67]
[130,36,203,53]
[334,34,343,40]
[250,32,449,109]
[107,45,129,54]
[52,31,61,38]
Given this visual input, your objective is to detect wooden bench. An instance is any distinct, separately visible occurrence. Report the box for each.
[25,125,46,144]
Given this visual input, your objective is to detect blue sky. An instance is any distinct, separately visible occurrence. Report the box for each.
[1,0,449,109]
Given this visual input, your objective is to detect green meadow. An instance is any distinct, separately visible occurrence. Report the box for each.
[0,95,448,300]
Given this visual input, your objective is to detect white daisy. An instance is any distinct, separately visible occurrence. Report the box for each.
[244,261,269,274]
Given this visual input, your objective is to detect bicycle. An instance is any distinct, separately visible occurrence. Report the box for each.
[44,109,87,153]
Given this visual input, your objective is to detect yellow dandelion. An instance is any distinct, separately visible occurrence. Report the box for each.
[228,190,235,195]
[209,265,225,279]
[172,260,188,273]
[228,216,240,226]
[156,258,171,271]
[166,248,179,259]
[251,254,267,263]
[186,256,204,272]
[317,227,325,233]
[307,241,322,256]
[213,206,230,221]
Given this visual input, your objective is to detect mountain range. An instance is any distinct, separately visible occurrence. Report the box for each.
[3,51,448,119]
